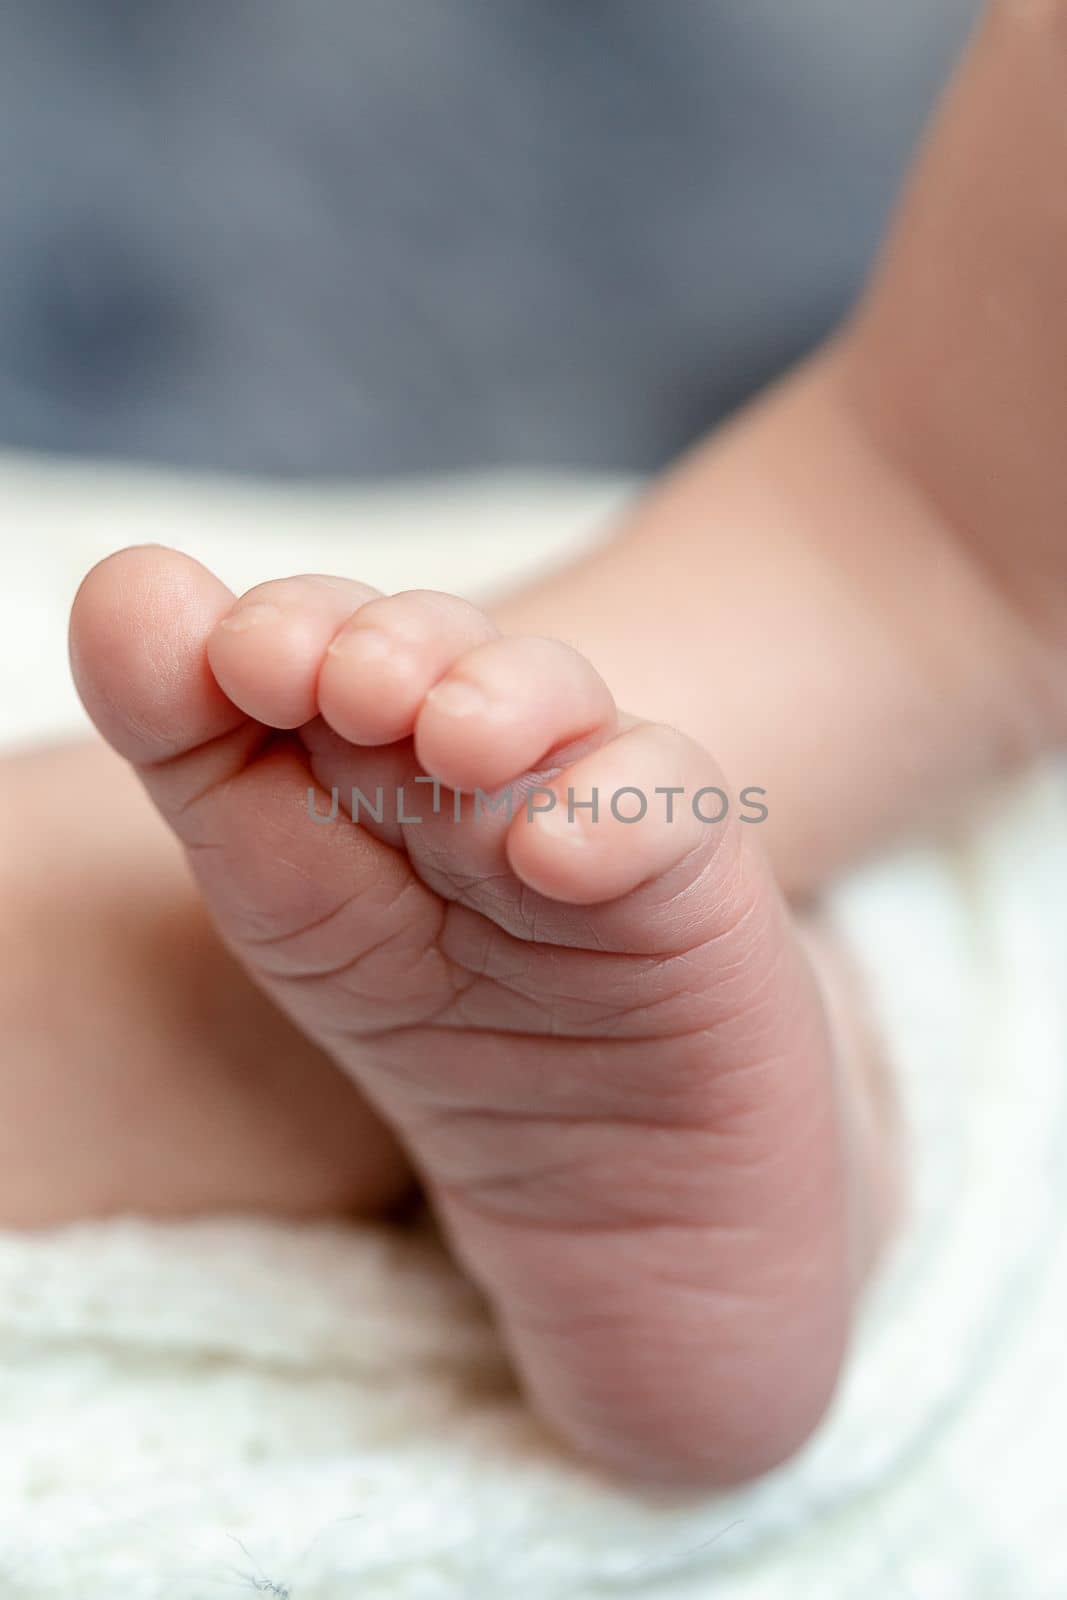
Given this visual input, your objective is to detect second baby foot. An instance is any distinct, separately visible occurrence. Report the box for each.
[70,546,885,1487]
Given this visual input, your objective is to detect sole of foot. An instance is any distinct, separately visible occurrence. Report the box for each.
[70,545,862,1487]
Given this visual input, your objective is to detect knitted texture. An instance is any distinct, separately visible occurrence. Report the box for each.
[2,459,1065,1596]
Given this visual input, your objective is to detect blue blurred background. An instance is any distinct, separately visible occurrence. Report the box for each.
[0,0,976,478]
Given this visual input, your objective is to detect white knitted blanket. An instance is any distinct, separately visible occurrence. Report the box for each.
[2,454,1065,1597]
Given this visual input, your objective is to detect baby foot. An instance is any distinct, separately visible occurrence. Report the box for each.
[70,546,876,1486]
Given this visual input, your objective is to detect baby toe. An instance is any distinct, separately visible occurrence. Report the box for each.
[414,635,618,794]
[506,721,732,906]
[70,544,242,767]
[318,589,497,747]
[207,575,380,729]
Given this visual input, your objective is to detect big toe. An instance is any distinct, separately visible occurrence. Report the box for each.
[70,544,243,769]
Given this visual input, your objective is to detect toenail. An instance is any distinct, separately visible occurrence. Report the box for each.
[327,625,393,661]
[425,679,489,719]
[217,603,281,632]
[531,798,590,845]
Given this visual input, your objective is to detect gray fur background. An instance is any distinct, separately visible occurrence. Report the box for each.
[0,1,977,476]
